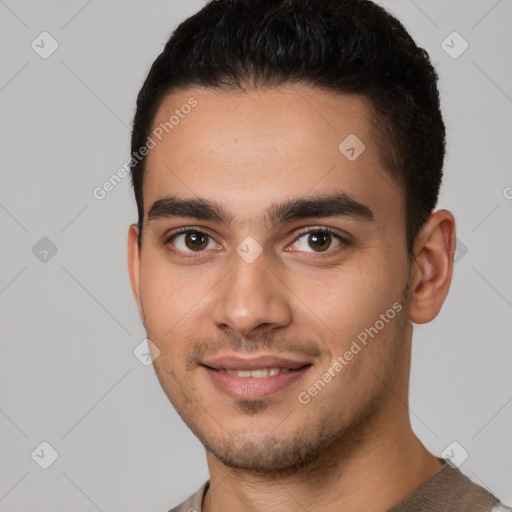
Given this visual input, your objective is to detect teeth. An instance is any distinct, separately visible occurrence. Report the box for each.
[226,367,286,378]
[250,369,269,378]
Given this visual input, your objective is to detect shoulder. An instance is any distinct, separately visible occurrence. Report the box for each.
[389,462,509,512]
[167,481,209,512]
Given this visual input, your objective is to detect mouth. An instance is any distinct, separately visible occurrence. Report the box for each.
[201,354,313,400]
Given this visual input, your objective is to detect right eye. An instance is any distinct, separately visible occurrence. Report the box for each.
[167,229,220,254]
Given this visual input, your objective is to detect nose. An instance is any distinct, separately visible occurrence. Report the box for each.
[211,250,293,340]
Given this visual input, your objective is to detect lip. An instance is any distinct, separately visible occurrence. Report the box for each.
[202,354,310,371]
[201,354,312,400]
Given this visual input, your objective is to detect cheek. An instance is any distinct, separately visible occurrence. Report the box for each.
[291,260,404,344]
[139,254,205,337]
[138,252,228,365]
[141,258,190,353]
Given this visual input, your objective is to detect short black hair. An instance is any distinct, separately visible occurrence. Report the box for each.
[131,0,445,252]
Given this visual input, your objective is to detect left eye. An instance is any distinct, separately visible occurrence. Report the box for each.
[289,230,342,253]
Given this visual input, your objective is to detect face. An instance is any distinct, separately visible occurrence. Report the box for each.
[129,85,414,474]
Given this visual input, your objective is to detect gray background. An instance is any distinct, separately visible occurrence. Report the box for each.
[0,0,511,510]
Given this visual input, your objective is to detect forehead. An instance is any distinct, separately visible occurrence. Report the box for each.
[143,85,402,228]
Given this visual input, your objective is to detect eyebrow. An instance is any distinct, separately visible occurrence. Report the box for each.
[147,192,374,230]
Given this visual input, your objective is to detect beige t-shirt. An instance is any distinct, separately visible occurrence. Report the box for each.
[168,463,510,512]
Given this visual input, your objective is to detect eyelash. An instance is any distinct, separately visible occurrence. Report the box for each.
[163,226,350,259]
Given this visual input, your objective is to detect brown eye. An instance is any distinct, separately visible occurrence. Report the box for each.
[185,232,208,251]
[170,230,217,253]
[289,229,343,254]
[308,232,332,252]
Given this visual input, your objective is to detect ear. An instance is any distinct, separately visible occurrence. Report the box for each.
[408,209,456,324]
[127,223,143,321]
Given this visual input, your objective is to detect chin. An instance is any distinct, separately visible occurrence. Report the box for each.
[199,417,349,476]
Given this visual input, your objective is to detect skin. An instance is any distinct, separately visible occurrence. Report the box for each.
[128,85,456,512]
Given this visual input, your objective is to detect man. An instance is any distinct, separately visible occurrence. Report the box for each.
[127,0,510,510]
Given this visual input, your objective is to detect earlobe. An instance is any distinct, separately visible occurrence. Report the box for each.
[408,210,456,324]
[127,224,143,320]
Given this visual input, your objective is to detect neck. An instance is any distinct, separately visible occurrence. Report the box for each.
[203,339,443,512]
